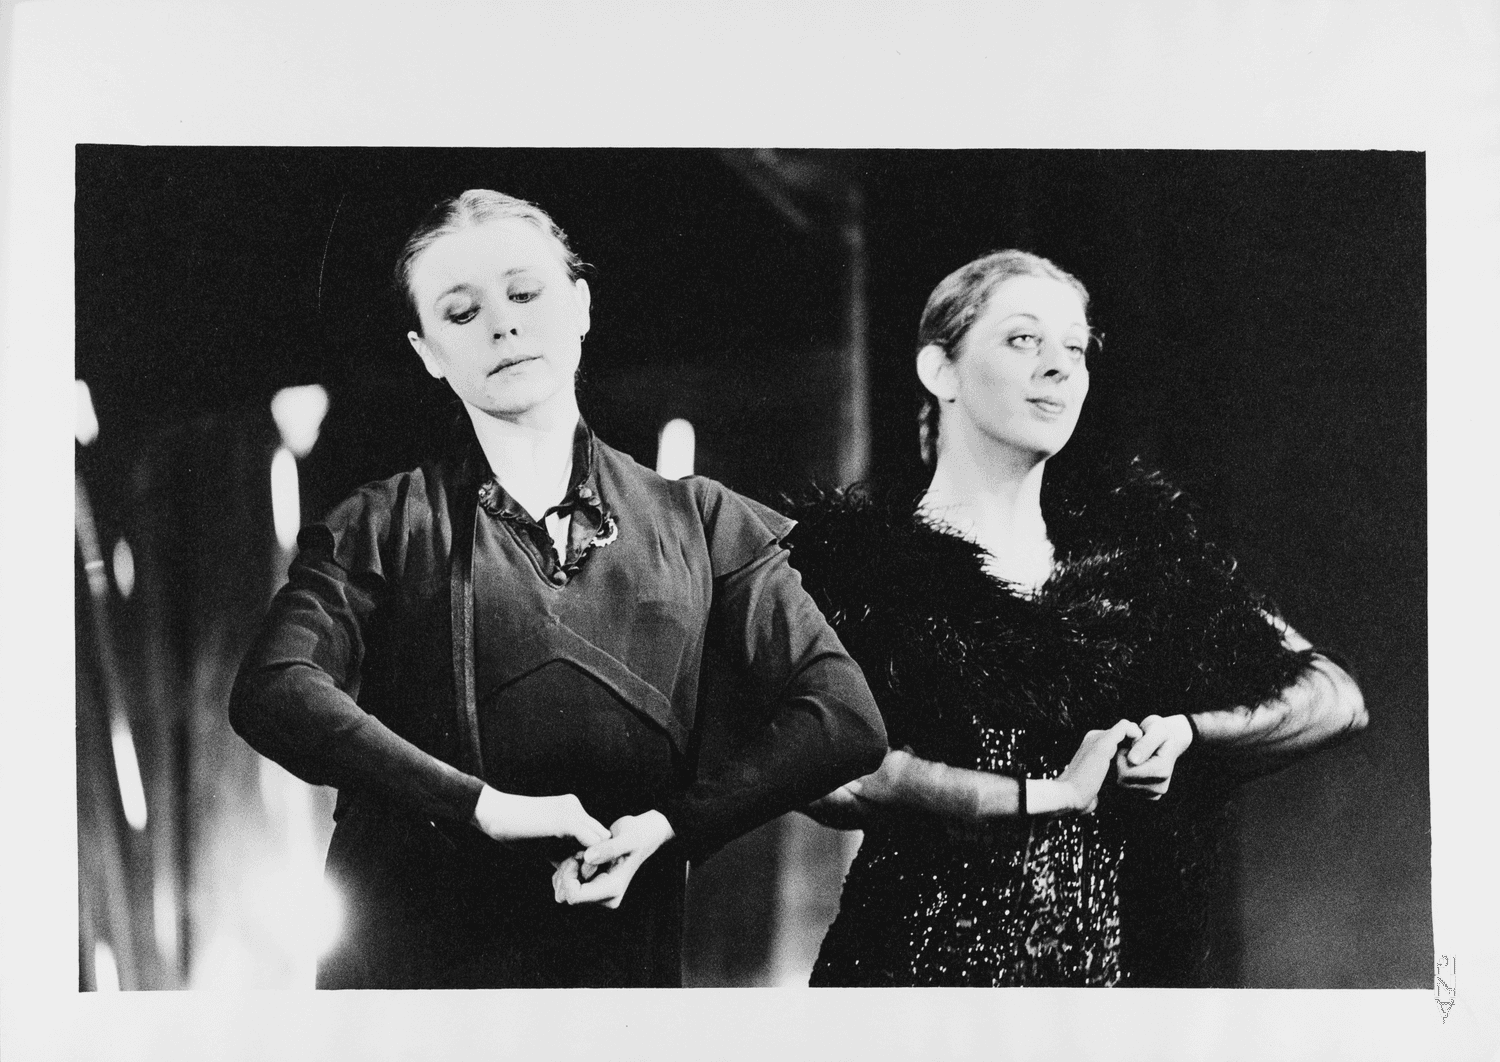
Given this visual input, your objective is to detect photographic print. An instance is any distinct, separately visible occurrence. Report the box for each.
[3,4,1495,1060]
[72,146,1426,993]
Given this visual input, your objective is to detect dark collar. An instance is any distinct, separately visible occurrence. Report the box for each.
[474,418,604,525]
[472,418,618,576]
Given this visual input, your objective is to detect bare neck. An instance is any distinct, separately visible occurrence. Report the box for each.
[463,400,578,521]
[921,424,1052,585]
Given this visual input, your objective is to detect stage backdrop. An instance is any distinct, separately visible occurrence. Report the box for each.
[74,147,1426,988]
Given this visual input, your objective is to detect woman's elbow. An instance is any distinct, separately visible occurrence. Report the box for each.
[227,662,299,753]
[852,730,888,777]
[227,666,269,746]
[1341,676,1369,735]
[845,702,889,775]
[1314,655,1368,738]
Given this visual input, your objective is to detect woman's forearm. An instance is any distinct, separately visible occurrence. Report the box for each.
[231,660,486,823]
[890,752,1011,821]
[1188,652,1367,755]
[672,543,887,856]
[852,749,1083,822]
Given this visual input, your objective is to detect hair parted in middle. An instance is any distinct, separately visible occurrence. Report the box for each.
[915,249,1092,467]
[394,189,585,336]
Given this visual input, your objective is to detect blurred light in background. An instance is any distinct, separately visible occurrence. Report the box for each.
[82,557,109,601]
[249,756,345,985]
[93,941,120,993]
[309,876,344,961]
[76,379,99,446]
[152,870,178,961]
[270,447,300,551]
[270,385,329,553]
[257,754,283,818]
[110,720,149,831]
[270,384,329,459]
[111,537,136,600]
[655,418,696,480]
[768,820,862,986]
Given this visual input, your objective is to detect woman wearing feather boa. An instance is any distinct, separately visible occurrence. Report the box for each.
[791,250,1367,987]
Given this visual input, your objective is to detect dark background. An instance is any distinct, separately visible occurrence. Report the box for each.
[75,146,1427,988]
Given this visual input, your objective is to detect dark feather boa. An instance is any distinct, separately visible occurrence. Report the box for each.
[784,459,1315,985]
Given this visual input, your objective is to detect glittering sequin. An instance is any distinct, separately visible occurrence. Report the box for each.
[811,714,1123,987]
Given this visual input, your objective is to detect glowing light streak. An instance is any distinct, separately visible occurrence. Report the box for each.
[75,379,99,446]
[255,757,345,974]
[153,872,178,961]
[110,720,148,831]
[655,418,696,480]
[93,941,120,992]
[270,384,329,459]
[111,537,135,600]
[310,876,344,960]
[270,446,300,550]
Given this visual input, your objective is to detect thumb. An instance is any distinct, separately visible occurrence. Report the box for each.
[582,834,630,867]
[1112,718,1144,744]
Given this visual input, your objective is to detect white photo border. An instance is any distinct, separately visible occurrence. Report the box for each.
[2,3,1494,1060]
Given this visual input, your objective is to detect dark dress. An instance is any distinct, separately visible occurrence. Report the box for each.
[229,421,886,988]
[785,466,1313,987]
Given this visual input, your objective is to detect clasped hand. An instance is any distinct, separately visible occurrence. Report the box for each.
[992,712,1194,813]
[803,712,1195,831]
[550,810,675,909]
[469,788,674,909]
[1112,713,1193,800]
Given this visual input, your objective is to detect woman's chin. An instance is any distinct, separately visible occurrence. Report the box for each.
[1026,427,1078,460]
[984,434,1072,466]
[467,384,570,421]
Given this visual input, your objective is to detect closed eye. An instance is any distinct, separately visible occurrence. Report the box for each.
[448,306,479,325]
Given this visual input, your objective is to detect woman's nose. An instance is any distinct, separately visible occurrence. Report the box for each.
[486,306,520,339]
[1036,338,1072,378]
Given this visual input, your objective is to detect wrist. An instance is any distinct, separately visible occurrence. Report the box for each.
[1026,778,1076,817]
[640,809,676,849]
[471,784,500,833]
[473,786,541,840]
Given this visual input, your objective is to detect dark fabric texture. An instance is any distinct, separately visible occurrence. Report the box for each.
[230,421,886,988]
[785,461,1313,987]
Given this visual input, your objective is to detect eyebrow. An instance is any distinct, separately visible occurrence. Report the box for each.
[995,312,1089,330]
[432,268,532,304]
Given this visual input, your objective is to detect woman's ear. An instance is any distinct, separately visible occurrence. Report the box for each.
[408,332,445,380]
[573,278,592,339]
[916,343,957,403]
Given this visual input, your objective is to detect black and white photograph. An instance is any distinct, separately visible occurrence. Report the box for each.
[70,145,1422,993]
[3,4,1497,1061]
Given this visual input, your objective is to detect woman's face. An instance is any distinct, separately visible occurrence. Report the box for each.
[935,274,1091,461]
[406,217,591,424]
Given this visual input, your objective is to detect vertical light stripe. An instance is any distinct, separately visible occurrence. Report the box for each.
[110,720,148,831]
[270,446,300,551]
[655,418,696,480]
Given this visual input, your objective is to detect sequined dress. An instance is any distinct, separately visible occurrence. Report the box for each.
[785,469,1312,987]
[814,701,1130,986]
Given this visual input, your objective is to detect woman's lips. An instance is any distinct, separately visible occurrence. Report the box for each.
[1027,397,1066,415]
[488,355,540,375]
